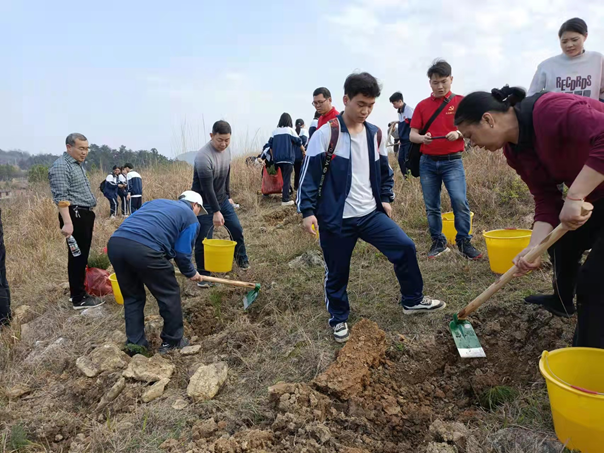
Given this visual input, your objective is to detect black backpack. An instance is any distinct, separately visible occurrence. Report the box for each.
[99,180,106,192]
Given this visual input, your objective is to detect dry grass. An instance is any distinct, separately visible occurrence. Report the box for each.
[0,150,565,452]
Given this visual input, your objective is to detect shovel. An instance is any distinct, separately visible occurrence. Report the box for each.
[450,202,593,359]
[198,275,261,310]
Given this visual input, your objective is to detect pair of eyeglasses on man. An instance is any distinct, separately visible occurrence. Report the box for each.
[311,99,327,107]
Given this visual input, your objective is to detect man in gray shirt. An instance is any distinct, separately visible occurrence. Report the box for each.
[48,133,104,309]
[192,121,249,285]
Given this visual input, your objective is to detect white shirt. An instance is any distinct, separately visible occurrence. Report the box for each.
[528,50,604,100]
[343,127,377,219]
[398,104,415,123]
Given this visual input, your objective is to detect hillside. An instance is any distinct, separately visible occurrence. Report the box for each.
[0,152,571,452]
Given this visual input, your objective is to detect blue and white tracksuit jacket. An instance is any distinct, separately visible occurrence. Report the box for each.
[127,171,143,198]
[296,128,309,162]
[265,127,302,165]
[297,115,395,234]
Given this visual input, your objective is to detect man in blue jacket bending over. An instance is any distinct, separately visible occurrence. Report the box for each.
[107,191,206,354]
[298,72,446,343]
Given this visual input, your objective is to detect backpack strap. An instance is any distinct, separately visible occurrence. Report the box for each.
[317,118,340,199]
[377,127,382,149]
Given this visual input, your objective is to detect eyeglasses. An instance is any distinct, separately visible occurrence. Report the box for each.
[312,99,327,107]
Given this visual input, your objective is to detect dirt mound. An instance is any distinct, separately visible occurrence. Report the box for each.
[313,319,387,400]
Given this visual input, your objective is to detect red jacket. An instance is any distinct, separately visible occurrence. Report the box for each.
[505,92,604,227]
[317,107,339,129]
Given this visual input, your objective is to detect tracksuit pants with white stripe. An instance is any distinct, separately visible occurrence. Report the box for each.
[105,195,118,216]
[319,210,424,327]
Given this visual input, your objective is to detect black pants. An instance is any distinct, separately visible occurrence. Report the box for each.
[119,191,128,215]
[277,163,293,202]
[107,237,183,348]
[293,160,303,192]
[0,210,11,327]
[105,195,118,216]
[59,207,95,303]
[130,197,142,213]
[555,199,604,349]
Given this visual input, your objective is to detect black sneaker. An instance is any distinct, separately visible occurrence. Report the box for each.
[428,239,450,259]
[525,294,575,318]
[238,259,250,271]
[197,281,215,288]
[73,294,105,310]
[402,296,447,315]
[332,322,349,343]
[457,239,483,260]
[158,337,190,355]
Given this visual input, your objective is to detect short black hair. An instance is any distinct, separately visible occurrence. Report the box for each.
[124,163,134,169]
[313,87,331,99]
[559,17,588,37]
[66,133,87,146]
[389,92,403,103]
[427,59,452,79]
[212,120,232,135]
[112,165,119,170]
[343,72,381,99]
[277,113,293,128]
[313,111,321,120]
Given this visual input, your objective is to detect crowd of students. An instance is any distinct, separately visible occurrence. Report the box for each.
[102,163,143,218]
[1,17,602,355]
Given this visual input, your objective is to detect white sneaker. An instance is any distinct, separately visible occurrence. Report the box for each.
[332,322,349,343]
[281,201,295,206]
[402,296,446,315]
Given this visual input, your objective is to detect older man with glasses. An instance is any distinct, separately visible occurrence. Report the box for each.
[313,87,339,130]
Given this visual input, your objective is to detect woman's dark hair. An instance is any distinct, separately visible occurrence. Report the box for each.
[559,18,587,38]
[295,118,304,135]
[343,72,381,99]
[427,59,452,78]
[454,85,526,126]
[278,113,293,128]
[313,111,320,120]
[212,120,232,135]
[112,165,119,171]
[389,92,403,103]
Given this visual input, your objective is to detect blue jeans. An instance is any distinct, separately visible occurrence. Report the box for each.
[195,199,248,276]
[320,211,424,326]
[419,155,471,242]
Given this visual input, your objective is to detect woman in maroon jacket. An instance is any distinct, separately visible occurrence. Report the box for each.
[454,86,604,349]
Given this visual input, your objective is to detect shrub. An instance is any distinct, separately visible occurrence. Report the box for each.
[27,165,49,185]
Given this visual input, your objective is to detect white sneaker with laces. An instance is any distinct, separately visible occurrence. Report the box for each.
[402,296,446,315]
[332,322,349,343]
[282,200,295,206]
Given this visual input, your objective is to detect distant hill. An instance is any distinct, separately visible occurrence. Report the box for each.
[175,151,197,166]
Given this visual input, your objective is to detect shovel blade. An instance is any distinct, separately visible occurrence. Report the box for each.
[449,317,486,358]
[243,284,261,310]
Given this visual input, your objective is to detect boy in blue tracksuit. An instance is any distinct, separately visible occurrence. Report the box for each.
[266,113,303,206]
[118,167,128,215]
[294,118,309,192]
[103,166,121,217]
[107,191,207,354]
[389,91,414,178]
[124,163,143,213]
[298,72,446,343]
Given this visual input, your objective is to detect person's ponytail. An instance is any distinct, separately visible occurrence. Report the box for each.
[455,85,526,125]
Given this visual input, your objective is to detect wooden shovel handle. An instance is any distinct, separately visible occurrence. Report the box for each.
[457,202,593,320]
[200,275,257,289]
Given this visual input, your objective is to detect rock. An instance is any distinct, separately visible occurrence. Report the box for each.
[187,362,228,402]
[142,378,170,403]
[81,305,110,319]
[5,384,31,400]
[19,323,35,342]
[108,330,127,345]
[171,398,189,410]
[96,377,126,411]
[288,250,324,269]
[180,345,201,356]
[123,354,175,382]
[76,343,130,377]
[145,315,163,341]
[12,305,33,324]
[426,443,458,453]
[313,319,387,400]
[430,419,469,443]
[308,423,331,444]
[55,434,64,442]
[159,438,179,450]
[488,428,563,453]
[192,418,218,440]
[24,337,69,366]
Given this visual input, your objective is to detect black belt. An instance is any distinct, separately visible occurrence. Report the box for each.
[70,205,93,211]
[425,152,462,161]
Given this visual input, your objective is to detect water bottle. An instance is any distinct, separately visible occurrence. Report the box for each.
[67,235,81,257]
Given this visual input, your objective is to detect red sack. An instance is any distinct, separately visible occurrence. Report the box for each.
[261,166,284,195]
[84,267,113,297]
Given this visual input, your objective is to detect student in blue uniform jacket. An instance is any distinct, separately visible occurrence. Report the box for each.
[103,166,121,217]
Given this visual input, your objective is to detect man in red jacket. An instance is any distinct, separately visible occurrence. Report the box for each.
[313,87,339,129]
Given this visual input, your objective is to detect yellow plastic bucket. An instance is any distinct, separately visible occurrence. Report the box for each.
[539,348,604,451]
[108,273,123,305]
[441,212,474,244]
[483,229,532,274]
[202,225,236,273]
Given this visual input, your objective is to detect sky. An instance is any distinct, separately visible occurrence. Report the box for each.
[1,0,604,158]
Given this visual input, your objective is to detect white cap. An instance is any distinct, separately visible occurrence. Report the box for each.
[179,191,207,214]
